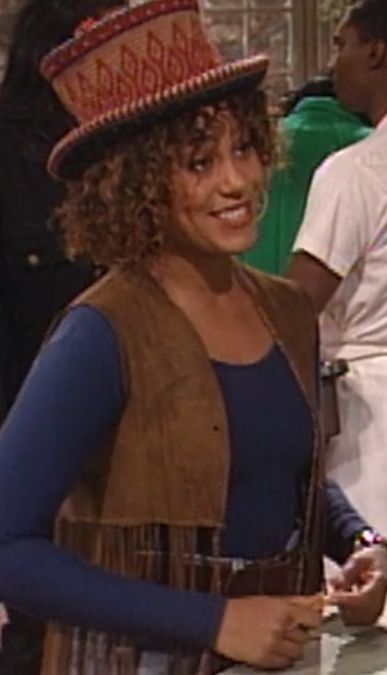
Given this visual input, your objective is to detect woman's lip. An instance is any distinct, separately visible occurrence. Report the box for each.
[210,203,253,228]
[210,202,249,216]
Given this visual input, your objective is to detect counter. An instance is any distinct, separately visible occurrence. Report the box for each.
[222,615,387,675]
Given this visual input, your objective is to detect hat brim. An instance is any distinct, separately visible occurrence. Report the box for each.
[49,54,269,180]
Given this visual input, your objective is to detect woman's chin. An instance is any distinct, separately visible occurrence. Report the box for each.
[230,230,258,255]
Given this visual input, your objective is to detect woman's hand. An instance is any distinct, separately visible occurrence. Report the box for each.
[214,595,322,670]
[330,546,387,626]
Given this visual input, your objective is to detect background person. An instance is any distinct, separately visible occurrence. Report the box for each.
[241,75,370,275]
[0,0,127,409]
[0,1,127,672]
[289,0,387,545]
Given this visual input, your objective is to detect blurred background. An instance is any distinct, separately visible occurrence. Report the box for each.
[0,0,351,101]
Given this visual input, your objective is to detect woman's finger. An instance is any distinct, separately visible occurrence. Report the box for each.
[275,636,305,661]
[286,625,310,645]
[260,653,293,670]
[331,570,385,606]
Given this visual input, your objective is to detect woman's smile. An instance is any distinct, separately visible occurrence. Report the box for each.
[169,110,265,255]
[210,202,253,229]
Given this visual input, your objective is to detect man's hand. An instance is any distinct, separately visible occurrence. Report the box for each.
[330,546,387,625]
[215,594,322,670]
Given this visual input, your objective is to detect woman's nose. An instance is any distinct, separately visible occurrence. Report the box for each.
[218,157,246,194]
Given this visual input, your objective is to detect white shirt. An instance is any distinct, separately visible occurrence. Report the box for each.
[294,115,387,359]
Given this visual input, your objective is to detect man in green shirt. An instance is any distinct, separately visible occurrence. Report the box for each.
[240,77,370,274]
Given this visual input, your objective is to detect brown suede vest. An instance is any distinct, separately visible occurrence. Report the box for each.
[42,265,324,674]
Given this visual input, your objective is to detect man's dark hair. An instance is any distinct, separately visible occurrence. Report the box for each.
[282,75,335,116]
[347,0,387,43]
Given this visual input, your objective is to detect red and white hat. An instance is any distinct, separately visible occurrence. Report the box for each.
[41,0,269,179]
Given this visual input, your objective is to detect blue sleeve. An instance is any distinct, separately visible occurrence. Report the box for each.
[324,478,369,564]
[0,305,224,649]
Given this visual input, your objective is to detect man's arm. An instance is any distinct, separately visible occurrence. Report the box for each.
[286,148,373,312]
[287,251,342,313]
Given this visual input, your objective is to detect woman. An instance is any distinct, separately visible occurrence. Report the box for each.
[0,2,386,673]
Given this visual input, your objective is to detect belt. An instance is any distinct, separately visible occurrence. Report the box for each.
[181,549,300,596]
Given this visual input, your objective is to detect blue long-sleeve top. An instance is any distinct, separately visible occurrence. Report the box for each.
[0,306,367,650]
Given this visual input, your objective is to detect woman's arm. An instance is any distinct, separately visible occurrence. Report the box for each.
[0,305,224,649]
[324,478,369,564]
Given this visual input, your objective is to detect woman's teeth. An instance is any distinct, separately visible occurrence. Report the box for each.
[216,205,248,222]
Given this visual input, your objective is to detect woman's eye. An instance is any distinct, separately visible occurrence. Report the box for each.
[235,141,253,156]
[188,157,211,173]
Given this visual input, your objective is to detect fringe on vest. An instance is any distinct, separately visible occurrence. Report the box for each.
[41,522,226,675]
[41,519,318,674]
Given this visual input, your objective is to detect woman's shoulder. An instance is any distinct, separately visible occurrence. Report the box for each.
[240,264,317,337]
[71,269,167,332]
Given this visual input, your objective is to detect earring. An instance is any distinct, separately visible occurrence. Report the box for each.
[256,190,269,221]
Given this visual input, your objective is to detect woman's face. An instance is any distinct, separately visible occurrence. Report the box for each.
[167,108,265,257]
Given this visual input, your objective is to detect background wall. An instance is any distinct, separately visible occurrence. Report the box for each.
[203,0,353,100]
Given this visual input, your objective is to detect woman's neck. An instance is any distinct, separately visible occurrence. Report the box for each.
[150,248,274,364]
[151,249,236,305]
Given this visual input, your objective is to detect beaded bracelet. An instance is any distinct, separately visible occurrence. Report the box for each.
[353,528,387,552]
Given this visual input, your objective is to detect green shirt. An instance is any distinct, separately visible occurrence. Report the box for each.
[240,97,371,274]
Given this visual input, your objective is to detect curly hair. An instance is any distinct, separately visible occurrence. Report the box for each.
[60,86,276,270]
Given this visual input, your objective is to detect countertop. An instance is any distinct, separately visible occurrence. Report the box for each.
[222,615,387,675]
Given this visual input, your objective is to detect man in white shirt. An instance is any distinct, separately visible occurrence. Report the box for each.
[289,0,387,537]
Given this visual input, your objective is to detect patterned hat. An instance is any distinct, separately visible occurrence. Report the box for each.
[41,0,269,179]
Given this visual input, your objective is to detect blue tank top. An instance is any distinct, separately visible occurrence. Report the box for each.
[212,345,313,558]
